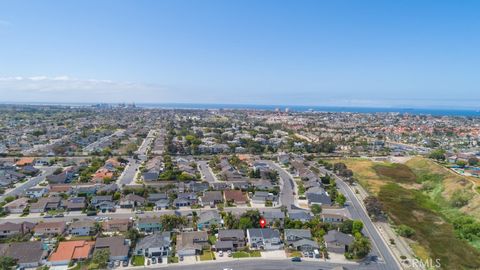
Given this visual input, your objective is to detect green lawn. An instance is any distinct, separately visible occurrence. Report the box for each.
[232,250,261,258]
[250,250,261,257]
[199,250,215,261]
[287,251,302,257]
[232,251,250,258]
[131,255,145,266]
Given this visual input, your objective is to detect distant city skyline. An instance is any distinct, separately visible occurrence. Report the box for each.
[1,1,480,108]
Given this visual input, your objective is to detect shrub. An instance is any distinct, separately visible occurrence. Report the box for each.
[396,224,415,238]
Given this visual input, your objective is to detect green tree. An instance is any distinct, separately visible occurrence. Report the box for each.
[238,210,261,229]
[352,220,364,234]
[340,219,354,234]
[311,204,322,215]
[335,193,346,206]
[160,214,188,231]
[468,157,479,166]
[396,224,415,238]
[113,191,121,200]
[428,149,446,161]
[0,256,16,270]
[456,160,467,168]
[3,196,15,203]
[347,235,371,259]
[92,249,110,269]
[222,212,238,229]
[126,228,141,243]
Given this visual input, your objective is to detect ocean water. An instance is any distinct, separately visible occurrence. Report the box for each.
[139,103,480,117]
[2,101,479,117]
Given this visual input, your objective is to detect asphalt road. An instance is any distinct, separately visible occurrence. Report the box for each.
[153,259,382,270]
[197,160,217,183]
[117,158,139,186]
[136,129,157,160]
[0,204,277,224]
[319,168,400,270]
[262,160,295,211]
[0,166,58,202]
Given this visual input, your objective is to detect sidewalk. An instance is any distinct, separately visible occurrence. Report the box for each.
[348,182,419,269]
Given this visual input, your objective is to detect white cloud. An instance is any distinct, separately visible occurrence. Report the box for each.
[0,75,168,103]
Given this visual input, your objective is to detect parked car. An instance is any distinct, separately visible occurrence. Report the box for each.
[227,250,232,257]
[179,255,184,261]
[219,251,224,257]
[54,214,64,218]
[291,257,301,262]
[152,258,157,264]
[122,261,129,267]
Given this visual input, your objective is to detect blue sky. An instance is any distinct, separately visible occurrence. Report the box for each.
[0,0,479,108]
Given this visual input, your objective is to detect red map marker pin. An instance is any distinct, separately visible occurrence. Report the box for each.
[259,217,266,228]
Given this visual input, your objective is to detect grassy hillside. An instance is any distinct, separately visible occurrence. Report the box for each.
[338,157,480,269]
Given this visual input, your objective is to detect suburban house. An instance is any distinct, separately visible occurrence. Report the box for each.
[0,241,45,268]
[30,196,62,213]
[134,232,171,257]
[147,193,170,210]
[147,193,168,203]
[136,217,162,233]
[215,229,245,251]
[49,240,95,266]
[246,228,282,250]
[15,157,35,167]
[189,182,209,193]
[4,197,29,214]
[306,192,332,206]
[62,197,86,211]
[324,230,355,253]
[197,211,222,230]
[288,211,313,222]
[91,195,113,205]
[199,191,223,207]
[224,190,248,205]
[94,236,130,261]
[251,191,277,205]
[321,213,349,224]
[33,221,66,237]
[97,200,116,212]
[154,198,170,210]
[91,168,114,183]
[177,231,209,256]
[173,192,197,208]
[26,187,49,198]
[277,153,290,165]
[68,220,96,236]
[102,219,132,232]
[119,194,146,208]
[284,229,319,251]
[0,221,35,238]
[262,210,285,225]
[210,182,230,191]
[48,184,72,195]
[142,171,159,182]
